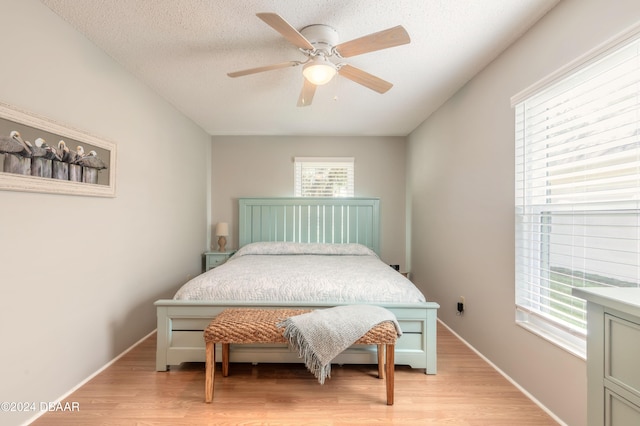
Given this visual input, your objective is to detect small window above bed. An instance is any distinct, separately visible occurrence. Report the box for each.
[294,157,354,197]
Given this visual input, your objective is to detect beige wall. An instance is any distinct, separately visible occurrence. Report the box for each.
[407,1,640,425]
[210,135,407,268]
[0,2,210,425]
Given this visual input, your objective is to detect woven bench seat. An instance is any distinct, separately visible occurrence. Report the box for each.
[204,308,397,405]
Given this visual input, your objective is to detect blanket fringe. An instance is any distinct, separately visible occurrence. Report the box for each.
[279,320,331,384]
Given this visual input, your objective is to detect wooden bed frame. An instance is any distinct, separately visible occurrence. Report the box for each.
[155,197,440,374]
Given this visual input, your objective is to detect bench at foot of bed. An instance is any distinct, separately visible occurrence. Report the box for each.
[204,308,398,405]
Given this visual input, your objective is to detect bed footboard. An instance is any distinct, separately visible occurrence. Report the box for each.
[155,300,439,374]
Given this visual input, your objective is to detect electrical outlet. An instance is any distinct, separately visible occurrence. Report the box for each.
[457,296,465,314]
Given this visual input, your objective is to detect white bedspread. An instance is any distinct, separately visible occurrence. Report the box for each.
[174,242,426,303]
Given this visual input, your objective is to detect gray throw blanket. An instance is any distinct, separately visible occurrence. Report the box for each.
[278,305,402,384]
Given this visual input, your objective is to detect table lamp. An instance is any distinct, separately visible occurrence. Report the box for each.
[215,222,229,252]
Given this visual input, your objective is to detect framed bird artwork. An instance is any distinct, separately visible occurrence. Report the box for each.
[0,102,116,197]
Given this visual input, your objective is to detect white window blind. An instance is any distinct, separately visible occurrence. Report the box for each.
[513,32,640,356]
[294,157,354,197]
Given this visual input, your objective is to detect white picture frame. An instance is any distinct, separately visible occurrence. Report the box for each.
[0,102,116,197]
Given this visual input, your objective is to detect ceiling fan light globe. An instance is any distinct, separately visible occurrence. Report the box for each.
[302,59,336,85]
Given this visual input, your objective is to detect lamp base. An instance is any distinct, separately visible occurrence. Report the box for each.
[217,236,227,252]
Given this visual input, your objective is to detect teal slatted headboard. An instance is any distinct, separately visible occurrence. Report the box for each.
[238,198,380,255]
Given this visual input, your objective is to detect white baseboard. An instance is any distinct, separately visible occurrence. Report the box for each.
[437,319,567,426]
[23,329,157,426]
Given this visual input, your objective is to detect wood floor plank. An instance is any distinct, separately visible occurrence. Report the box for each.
[31,322,558,425]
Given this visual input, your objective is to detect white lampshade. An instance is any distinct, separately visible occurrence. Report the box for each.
[215,222,229,237]
[302,57,337,85]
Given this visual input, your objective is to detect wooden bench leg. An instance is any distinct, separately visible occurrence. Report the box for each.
[386,344,395,405]
[205,341,215,403]
[377,344,384,379]
[222,343,230,377]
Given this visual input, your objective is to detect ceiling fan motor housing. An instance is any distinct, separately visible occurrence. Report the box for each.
[300,24,339,56]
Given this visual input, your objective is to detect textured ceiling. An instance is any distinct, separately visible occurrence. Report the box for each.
[41,0,560,136]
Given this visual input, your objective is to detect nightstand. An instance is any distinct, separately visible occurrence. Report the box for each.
[203,250,235,272]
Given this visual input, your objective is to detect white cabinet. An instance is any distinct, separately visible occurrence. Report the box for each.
[572,288,640,426]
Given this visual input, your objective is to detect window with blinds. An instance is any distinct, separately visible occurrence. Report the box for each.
[294,157,354,197]
[512,31,640,356]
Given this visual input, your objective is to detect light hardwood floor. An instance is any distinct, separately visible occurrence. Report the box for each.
[32,322,558,425]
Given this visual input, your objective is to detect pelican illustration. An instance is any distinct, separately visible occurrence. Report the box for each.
[28,137,47,158]
[77,150,106,169]
[75,145,85,160]
[57,140,77,163]
[0,131,32,156]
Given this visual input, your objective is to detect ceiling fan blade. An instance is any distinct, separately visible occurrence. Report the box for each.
[338,64,393,93]
[227,61,302,77]
[297,78,317,107]
[334,25,410,58]
[257,13,315,50]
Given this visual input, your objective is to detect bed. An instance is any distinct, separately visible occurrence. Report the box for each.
[155,197,440,373]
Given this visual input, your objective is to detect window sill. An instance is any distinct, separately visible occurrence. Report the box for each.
[516,320,586,360]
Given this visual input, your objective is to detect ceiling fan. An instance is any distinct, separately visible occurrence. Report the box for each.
[227,13,411,107]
